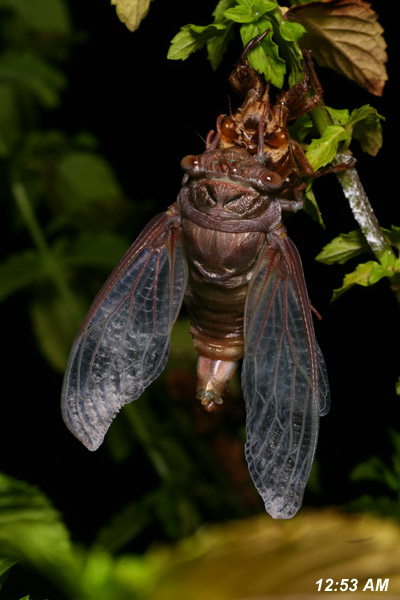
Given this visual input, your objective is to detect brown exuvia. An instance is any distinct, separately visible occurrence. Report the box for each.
[62,33,346,518]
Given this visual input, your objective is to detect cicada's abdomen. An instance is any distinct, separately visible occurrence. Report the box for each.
[182,218,264,359]
[182,216,265,409]
[177,149,283,409]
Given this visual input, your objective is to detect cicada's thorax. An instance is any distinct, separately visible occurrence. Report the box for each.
[177,146,283,409]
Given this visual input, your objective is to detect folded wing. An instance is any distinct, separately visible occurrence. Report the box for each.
[242,232,329,518]
[61,209,187,450]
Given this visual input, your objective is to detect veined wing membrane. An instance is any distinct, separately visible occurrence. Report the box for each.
[242,233,329,519]
[61,209,187,451]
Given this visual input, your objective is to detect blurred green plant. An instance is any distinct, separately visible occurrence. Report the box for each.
[1,472,400,599]
[348,429,400,520]
[0,0,135,372]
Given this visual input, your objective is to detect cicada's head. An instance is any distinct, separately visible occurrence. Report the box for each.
[180,146,283,217]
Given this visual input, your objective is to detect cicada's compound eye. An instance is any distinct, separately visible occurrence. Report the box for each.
[258,169,283,192]
[181,154,201,174]
[238,161,283,194]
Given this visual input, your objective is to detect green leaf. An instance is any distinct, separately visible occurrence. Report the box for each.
[306,124,349,171]
[212,0,237,21]
[0,557,19,591]
[240,20,286,88]
[55,232,129,270]
[350,456,400,493]
[51,150,132,229]
[289,114,314,143]
[0,52,65,108]
[316,230,370,265]
[207,23,235,70]
[368,264,391,285]
[349,105,384,156]
[1,0,71,35]
[29,291,82,372]
[331,260,377,301]
[325,106,350,126]
[207,0,236,70]
[325,104,384,156]
[268,8,305,86]
[111,0,154,32]
[0,249,45,302]
[168,23,226,61]
[224,0,276,23]
[383,225,400,252]
[368,249,399,285]
[303,182,324,227]
[55,152,122,207]
[0,474,76,592]
[331,252,399,301]
[378,249,396,270]
[95,502,151,553]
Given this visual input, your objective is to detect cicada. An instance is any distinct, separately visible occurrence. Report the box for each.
[62,34,342,519]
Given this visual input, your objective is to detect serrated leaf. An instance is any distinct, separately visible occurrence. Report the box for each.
[0,52,65,108]
[269,8,306,86]
[331,259,377,300]
[240,20,286,88]
[325,106,350,126]
[326,103,384,156]
[286,0,388,96]
[111,0,153,32]
[368,263,391,285]
[207,23,235,70]
[316,229,369,264]
[350,104,384,156]
[306,124,349,170]
[224,0,276,23]
[212,0,237,20]
[168,24,226,61]
[366,250,399,285]
[207,0,236,70]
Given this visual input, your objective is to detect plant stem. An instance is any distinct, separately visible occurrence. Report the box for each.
[310,105,393,262]
[333,155,393,261]
[12,181,81,324]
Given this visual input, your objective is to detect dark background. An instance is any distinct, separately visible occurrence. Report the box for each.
[0,0,398,596]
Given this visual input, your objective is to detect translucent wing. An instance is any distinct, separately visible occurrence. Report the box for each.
[242,232,329,519]
[61,209,187,451]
